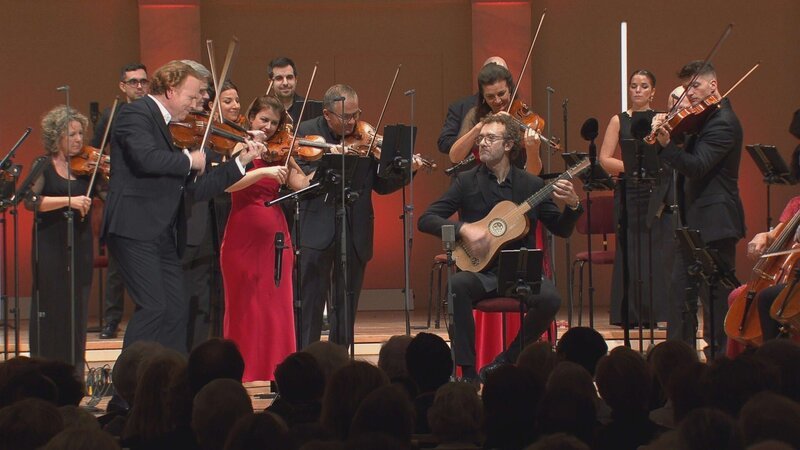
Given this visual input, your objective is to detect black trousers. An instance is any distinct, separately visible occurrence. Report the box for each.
[108,230,188,354]
[757,284,785,341]
[448,271,561,368]
[298,241,367,349]
[102,255,126,324]
[182,232,215,351]
[667,237,737,358]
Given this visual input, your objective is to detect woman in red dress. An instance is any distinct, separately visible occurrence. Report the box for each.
[221,95,309,381]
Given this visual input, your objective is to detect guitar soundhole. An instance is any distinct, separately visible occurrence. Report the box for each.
[488,219,507,237]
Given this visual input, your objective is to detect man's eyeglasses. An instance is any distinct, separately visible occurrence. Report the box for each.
[475,134,506,145]
[329,109,362,122]
[124,79,150,87]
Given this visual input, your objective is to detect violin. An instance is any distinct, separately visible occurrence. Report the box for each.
[507,99,561,150]
[345,121,437,170]
[261,128,324,163]
[70,146,111,179]
[169,111,250,156]
[644,94,720,144]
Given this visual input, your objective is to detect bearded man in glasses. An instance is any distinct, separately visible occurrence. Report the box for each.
[418,113,583,383]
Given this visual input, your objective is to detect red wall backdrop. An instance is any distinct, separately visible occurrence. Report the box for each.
[1,0,798,321]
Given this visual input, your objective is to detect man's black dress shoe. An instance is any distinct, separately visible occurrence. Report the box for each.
[99,321,119,339]
[479,354,510,384]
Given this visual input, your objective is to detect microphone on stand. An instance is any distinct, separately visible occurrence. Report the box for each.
[274,232,285,287]
[442,224,455,253]
[56,85,70,92]
[580,117,599,163]
[89,101,100,128]
[444,154,476,176]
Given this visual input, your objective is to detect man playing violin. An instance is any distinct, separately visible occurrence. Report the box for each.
[653,61,745,358]
[93,62,149,340]
[268,57,323,126]
[294,83,413,348]
[419,113,582,383]
[102,60,261,354]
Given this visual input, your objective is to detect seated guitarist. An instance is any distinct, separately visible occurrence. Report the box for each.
[418,113,583,382]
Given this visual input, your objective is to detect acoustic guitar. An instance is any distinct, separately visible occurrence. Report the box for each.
[453,158,590,272]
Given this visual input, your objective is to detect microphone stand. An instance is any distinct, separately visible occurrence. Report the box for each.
[0,128,30,358]
[562,100,575,326]
[402,90,418,334]
[62,87,78,368]
[441,225,457,380]
[336,97,355,358]
[545,86,556,285]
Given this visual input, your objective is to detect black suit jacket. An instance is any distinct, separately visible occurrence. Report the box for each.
[659,98,745,243]
[418,164,582,270]
[437,93,478,154]
[295,116,408,262]
[101,96,244,253]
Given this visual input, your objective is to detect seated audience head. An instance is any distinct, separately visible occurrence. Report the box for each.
[350,385,415,446]
[517,341,559,385]
[111,341,164,406]
[41,428,121,450]
[646,340,698,405]
[483,364,543,450]
[701,355,781,417]
[192,378,253,450]
[526,432,590,450]
[224,412,291,450]
[58,405,100,431]
[667,361,708,424]
[188,338,245,395]
[537,362,597,446]
[378,335,413,380]
[275,351,325,404]
[321,361,389,440]
[427,382,482,444]
[302,341,349,382]
[0,357,58,407]
[739,391,800,449]
[0,397,63,450]
[595,346,652,415]
[755,339,800,402]
[405,332,453,394]
[123,349,188,441]
[555,327,608,376]
[36,360,83,407]
[676,407,743,450]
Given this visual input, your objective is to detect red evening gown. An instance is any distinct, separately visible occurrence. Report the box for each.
[221,159,295,382]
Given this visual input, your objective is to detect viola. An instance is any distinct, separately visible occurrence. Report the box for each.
[644,94,720,144]
[169,111,250,156]
[262,128,324,163]
[70,146,110,179]
[507,99,561,150]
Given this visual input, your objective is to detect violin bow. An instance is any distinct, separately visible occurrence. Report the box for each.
[85,96,119,197]
[721,61,760,99]
[506,9,547,113]
[283,62,319,167]
[367,64,402,153]
[200,37,240,156]
[667,23,733,119]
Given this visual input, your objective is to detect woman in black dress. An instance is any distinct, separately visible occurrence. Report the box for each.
[599,70,673,327]
[26,105,95,372]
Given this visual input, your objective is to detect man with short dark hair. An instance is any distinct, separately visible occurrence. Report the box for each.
[94,63,149,339]
[267,56,323,125]
[653,60,745,358]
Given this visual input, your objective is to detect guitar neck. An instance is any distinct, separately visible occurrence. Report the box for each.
[520,171,573,212]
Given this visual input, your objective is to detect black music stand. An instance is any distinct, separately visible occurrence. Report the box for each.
[620,139,661,349]
[746,144,797,230]
[378,124,417,177]
[562,152,611,329]
[497,248,543,357]
[267,154,359,351]
[674,227,740,360]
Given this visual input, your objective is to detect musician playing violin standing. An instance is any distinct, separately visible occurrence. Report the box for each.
[220,95,309,381]
[419,113,582,383]
[294,84,415,348]
[652,61,745,358]
[26,106,97,371]
[101,61,261,354]
[449,63,543,176]
[94,62,149,340]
